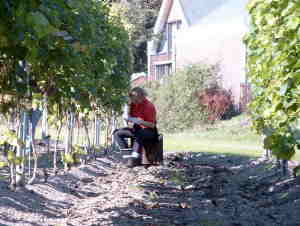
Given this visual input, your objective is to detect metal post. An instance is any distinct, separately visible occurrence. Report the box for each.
[95,116,101,147]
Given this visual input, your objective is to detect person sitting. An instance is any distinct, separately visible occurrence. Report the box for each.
[113,87,158,164]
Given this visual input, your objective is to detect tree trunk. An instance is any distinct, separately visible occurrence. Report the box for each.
[15,111,27,187]
[28,108,42,184]
[64,114,71,171]
[93,114,101,158]
[64,112,75,170]
[42,95,48,139]
[9,162,16,191]
[28,142,38,184]
[53,123,63,174]
[83,118,91,155]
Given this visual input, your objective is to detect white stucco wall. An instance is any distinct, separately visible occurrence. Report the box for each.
[175,0,249,105]
[168,0,188,27]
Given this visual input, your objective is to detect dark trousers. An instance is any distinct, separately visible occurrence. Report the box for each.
[113,126,157,153]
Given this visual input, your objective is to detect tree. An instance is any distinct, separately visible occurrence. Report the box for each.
[109,0,162,72]
[0,0,132,189]
[245,0,300,160]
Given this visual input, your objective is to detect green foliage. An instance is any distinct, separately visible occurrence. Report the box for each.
[109,0,160,72]
[0,161,7,168]
[0,129,24,148]
[245,0,300,160]
[62,153,74,164]
[7,150,16,162]
[5,150,23,165]
[0,1,133,183]
[144,64,219,132]
[0,0,132,117]
[0,129,25,166]
[293,165,300,178]
[73,145,87,156]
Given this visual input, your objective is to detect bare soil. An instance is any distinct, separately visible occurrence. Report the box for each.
[0,149,300,226]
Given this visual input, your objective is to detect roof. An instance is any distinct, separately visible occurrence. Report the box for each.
[149,0,247,53]
[151,0,229,38]
[179,0,229,25]
[153,0,173,35]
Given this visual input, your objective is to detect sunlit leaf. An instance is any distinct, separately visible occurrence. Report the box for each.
[7,151,15,162]
[286,16,300,30]
[0,161,8,168]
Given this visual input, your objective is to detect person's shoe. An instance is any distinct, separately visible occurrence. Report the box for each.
[122,152,140,159]
[131,152,140,158]
[127,157,141,168]
[120,148,133,152]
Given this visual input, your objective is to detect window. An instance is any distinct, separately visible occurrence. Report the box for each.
[157,26,167,53]
[167,20,182,53]
[155,63,172,80]
[156,20,182,54]
[167,23,173,52]
[177,20,182,30]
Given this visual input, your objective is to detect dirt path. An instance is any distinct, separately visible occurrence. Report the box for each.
[0,151,300,226]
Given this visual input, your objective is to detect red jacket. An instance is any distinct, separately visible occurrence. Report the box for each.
[130,98,156,128]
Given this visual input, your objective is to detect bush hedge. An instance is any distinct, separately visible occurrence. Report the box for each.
[143,63,220,132]
[197,85,236,123]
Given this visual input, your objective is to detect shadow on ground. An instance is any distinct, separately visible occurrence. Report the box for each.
[103,152,300,226]
[0,151,300,226]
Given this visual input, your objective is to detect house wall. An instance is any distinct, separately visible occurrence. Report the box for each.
[148,0,187,81]
[175,0,249,107]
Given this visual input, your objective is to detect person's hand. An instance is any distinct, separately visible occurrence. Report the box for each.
[127,117,142,124]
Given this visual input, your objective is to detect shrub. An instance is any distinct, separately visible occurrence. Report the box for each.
[197,85,236,123]
[144,63,220,132]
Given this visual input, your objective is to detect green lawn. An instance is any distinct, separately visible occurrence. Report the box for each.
[164,115,300,161]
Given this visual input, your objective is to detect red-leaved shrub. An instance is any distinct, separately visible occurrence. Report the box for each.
[197,86,234,123]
